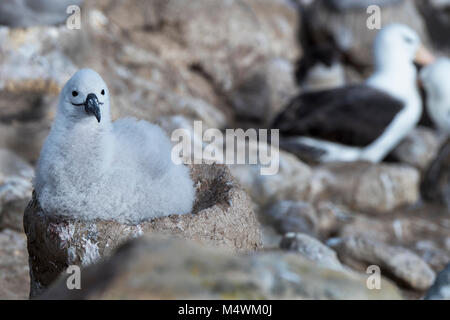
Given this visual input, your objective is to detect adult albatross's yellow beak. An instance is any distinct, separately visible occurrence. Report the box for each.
[415,45,436,66]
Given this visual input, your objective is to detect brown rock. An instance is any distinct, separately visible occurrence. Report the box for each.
[95,0,298,125]
[316,162,420,213]
[40,234,402,300]
[24,164,262,298]
[338,208,450,272]
[331,235,436,291]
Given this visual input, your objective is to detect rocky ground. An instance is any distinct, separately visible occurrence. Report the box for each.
[1,0,450,300]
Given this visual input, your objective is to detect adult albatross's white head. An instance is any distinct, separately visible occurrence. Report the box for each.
[367,23,434,100]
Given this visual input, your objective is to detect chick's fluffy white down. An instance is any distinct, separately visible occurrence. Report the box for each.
[36,118,195,223]
[34,69,195,224]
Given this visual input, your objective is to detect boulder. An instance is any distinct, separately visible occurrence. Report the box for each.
[94,0,299,126]
[0,229,29,299]
[40,234,402,299]
[280,232,343,270]
[392,127,445,171]
[315,162,420,213]
[339,211,450,272]
[264,200,318,236]
[331,235,436,291]
[24,164,262,298]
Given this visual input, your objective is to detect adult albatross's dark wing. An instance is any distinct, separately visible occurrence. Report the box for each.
[272,84,405,148]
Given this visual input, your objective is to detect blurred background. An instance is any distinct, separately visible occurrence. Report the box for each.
[2,0,450,300]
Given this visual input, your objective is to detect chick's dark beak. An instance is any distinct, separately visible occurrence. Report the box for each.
[85,93,101,123]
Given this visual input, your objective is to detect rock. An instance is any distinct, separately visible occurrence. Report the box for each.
[392,127,445,171]
[0,26,79,162]
[331,236,436,291]
[0,149,34,231]
[421,138,450,208]
[315,201,350,239]
[0,229,29,299]
[316,162,420,213]
[0,149,34,182]
[264,200,318,236]
[259,224,282,249]
[416,0,450,52]
[425,262,450,300]
[300,62,346,92]
[230,150,313,208]
[424,0,450,8]
[280,232,343,270]
[98,0,298,125]
[24,164,262,298]
[338,210,450,272]
[40,234,402,299]
[325,0,403,11]
[0,0,84,28]
[303,0,429,76]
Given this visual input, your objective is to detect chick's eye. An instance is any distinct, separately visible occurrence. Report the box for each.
[101,89,105,95]
[72,91,78,97]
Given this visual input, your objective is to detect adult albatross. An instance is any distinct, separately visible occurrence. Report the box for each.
[273,24,435,163]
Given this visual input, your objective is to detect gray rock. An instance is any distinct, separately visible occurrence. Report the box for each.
[0,228,29,299]
[421,138,450,209]
[315,201,350,238]
[0,1,84,28]
[40,234,402,300]
[280,232,343,270]
[331,236,436,291]
[0,26,79,162]
[0,149,33,231]
[425,263,450,300]
[24,164,262,298]
[416,0,450,52]
[325,0,403,11]
[260,224,283,249]
[392,127,445,171]
[265,200,318,236]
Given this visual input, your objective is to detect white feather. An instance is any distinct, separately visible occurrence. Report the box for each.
[34,69,195,223]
